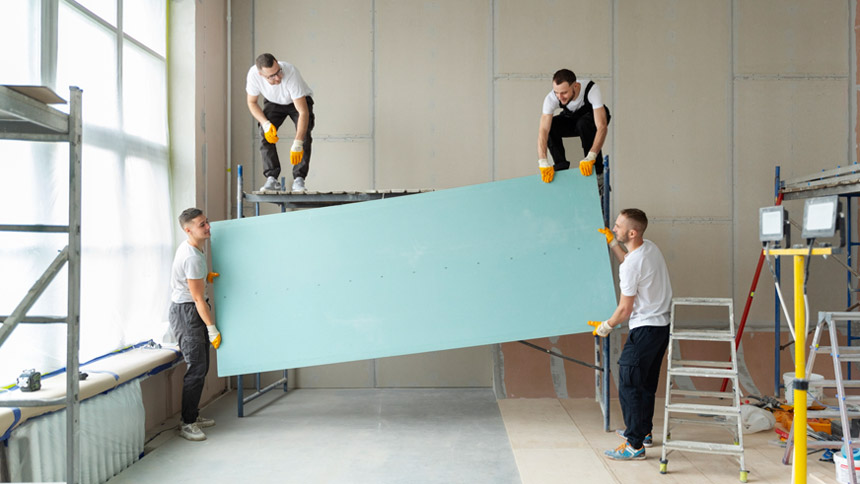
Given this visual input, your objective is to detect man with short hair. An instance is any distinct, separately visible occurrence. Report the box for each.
[537,68,610,186]
[588,208,672,461]
[169,208,221,441]
[246,53,315,192]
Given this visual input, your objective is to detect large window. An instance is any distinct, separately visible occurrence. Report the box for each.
[0,0,171,385]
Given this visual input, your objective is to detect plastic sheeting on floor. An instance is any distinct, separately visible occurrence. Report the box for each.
[211,172,616,376]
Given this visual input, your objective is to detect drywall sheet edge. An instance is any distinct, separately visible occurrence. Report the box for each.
[211,172,615,376]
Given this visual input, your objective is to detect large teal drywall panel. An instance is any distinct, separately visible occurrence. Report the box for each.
[211,172,616,376]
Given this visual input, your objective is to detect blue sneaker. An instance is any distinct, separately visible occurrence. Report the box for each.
[616,429,653,448]
[604,442,646,460]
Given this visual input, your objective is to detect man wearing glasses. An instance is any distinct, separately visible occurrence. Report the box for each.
[246,53,315,191]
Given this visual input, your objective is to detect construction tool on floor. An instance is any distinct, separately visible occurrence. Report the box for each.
[659,297,748,483]
[781,311,860,484]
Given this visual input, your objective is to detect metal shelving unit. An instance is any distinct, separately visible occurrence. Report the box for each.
[0,85,83,484]
[773,163,860,391]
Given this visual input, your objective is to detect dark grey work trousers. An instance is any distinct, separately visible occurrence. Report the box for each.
[260,96,315,180]
[547,108,609,175]
[617,324,670,449]
[169,302,210,425]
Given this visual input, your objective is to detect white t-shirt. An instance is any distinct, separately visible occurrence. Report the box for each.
[170,240,208,304]
[245,61,313,106]
[541,79,604,115]
[619,239,672,329]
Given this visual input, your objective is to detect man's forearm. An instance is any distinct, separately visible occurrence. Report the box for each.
[606,303,632,329]
[610,243,626,263]
[537,131,549,159]
[194,299,215,327]
[589,126,607,155]
[296,113,309,141]
[247,101,268,126]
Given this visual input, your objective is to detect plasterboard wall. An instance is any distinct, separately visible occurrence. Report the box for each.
[221,0,854,394]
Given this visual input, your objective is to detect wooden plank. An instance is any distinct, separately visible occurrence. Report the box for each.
[6,85,67,105]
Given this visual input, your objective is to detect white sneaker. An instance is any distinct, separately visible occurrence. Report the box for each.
[260,176,281,191]
[292,177,305,191]
[179,422,206,441]
[195,415,215,428]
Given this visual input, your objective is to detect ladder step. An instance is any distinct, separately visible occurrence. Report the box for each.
[663,440,743,455]
[807,409,860,418]
[668,416,739,428]
[815,347,860,362]
[671,297,734,307]
[670,389,736,399]
[800,439,860,449]
[672,359,733,368]
[810,379,860,388]
[671,330,734,342]
[666,403,740,416]
[668,367,738,378]
[815,346,860,355]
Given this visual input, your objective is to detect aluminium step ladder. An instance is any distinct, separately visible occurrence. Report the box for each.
[781,311,860,484]
[659,298,748,483]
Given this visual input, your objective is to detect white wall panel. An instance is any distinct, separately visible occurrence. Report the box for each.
[737,0,849,75]
[375,0,490,189]
[615,0,731,218]
[495,0,611,76]
[255,0,373,136]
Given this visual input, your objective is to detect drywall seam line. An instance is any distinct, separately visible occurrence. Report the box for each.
[250,0,257,191]
[313,135,373,141]
[734,74,849,81]
[651,217,733,224]
[494,73,611,81]
[731,0,737,303]
[371,0,377,190]
[370,0,378,386]
[850,0,857,164]
[490,0,496,182]
[610,0,616,213]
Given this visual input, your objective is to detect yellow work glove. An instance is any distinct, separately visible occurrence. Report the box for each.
[538,158,554,183]
[587,320,613,337]
[206,272,220,283]
[579,151,598,176]
[598,228,618,248]
[290,139,304,165]
[262,121,279,144]
[207,325,221,349]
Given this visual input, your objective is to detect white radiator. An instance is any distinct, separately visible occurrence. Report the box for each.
[5,379,145,483]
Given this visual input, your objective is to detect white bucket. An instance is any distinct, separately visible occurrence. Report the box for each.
[783,372,824,407]
[835,454,860,483]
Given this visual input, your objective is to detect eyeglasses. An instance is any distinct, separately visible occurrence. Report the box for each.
[265,68,283,81]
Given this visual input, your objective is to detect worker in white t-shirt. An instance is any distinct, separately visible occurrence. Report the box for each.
[588,208,672,461]
[169,208,221,441]
[246,53,315,192]
[536,69,611,190]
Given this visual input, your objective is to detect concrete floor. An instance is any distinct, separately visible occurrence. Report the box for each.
[109,388,844,484]
[109,388,521,484]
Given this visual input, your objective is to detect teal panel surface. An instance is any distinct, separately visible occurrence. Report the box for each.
[211,172,616,376]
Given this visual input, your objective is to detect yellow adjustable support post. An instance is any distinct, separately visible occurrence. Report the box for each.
[793,254,807,484]
[765,246,832,484]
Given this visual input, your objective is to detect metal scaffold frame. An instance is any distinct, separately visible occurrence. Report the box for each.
[773,163,860,393]
[0,85,83,484]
